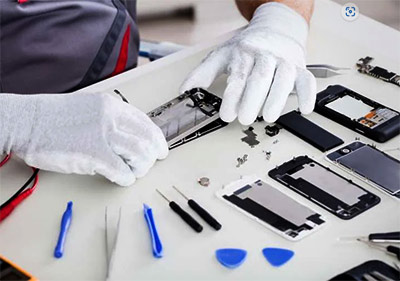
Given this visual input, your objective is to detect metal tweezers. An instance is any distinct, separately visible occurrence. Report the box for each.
[306,64,350,78]
[105,207,122,280]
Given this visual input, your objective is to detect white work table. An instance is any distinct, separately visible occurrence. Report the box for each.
[1,0,399,280]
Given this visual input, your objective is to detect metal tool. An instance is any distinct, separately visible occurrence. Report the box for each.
[156,189,203,233]
[172,186,221,231]
[306,64,350,78]
[370,271,396,281]
[340,232,400,243]
[363,271,396,281]
[105,207,122,280]
[393,262,400,272]
[362,273,378,281]
[358,239,400,261]
[356,56,400,87]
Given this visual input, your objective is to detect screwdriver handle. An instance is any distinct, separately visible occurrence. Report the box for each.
[386,245,400,261]
[169,201,203,233]
[369,232,400,242]
[188,200,222,231]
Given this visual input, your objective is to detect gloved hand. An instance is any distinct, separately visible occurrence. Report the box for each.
[180,2,316,125]
[0,92,168,186]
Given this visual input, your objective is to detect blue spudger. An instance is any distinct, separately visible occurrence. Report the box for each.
[54,201,73,258]
[143,204,163,258]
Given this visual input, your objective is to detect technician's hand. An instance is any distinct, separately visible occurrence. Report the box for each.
[0,92,168,186]
[180,3,316,125]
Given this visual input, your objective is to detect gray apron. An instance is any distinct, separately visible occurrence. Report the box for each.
[0,0,139,94]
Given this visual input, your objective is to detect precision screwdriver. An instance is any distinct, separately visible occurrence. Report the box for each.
[156,189,203,233]
[358,239,400,261]
[340,232,400,243]
[172,186,222,231]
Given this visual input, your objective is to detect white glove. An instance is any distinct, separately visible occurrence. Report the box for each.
[180,2,316,125]
[0,92,168,186]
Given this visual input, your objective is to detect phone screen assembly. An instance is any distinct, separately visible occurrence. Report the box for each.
[268,156,380,219]
[216,176,326,241]
[148,88,227,149]
[327,141,400,199]
[315,85,400,142]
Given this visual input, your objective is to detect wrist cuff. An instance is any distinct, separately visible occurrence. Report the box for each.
[250,2,309,48]
[0,94,36,154]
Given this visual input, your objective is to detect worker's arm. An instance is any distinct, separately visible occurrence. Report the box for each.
[235,0,314,22]
[0,92,168,186]
[181,0,316,125]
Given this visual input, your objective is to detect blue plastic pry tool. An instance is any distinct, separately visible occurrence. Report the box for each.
[262,247,294,267]
[215,248,247,269]
[143,204,163,258]
[54,201,73,258]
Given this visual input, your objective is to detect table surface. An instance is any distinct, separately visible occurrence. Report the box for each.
[1,0,400,280]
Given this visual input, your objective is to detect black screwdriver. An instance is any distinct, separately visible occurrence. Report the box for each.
[156,189,203,233]
[368,232,400,243]
[172,186,222,231]
[358,239,400,261]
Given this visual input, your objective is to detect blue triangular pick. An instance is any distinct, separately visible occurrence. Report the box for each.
[216,248,247,269]
[262,247,294,267]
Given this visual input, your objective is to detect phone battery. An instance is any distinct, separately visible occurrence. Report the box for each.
[276,110,344,152]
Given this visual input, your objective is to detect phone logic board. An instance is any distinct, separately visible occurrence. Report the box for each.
[148,88,227,149]
[269,156,380,220]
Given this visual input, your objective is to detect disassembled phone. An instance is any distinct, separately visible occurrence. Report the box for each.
[216,176,326,241]
[315,85,400,142]
[148,88,227,149]
[269,156,380,220]
[327,141,400,199]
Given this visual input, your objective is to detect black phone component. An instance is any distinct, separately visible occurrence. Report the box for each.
[315,85,400,142]
[268,156,380,219]
[276,110,344,152]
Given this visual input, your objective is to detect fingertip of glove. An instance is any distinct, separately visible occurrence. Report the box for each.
[219,111,236,123]
[158,141,169,160]
[299,103,315,115]
[113,173,136,187]
[238,114,255,126]
[262,113,279,124]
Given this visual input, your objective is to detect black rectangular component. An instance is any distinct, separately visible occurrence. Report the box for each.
[268,156,380,220]
[370,66,397,81]
[315,85,400,143]
[276,110,344,152]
